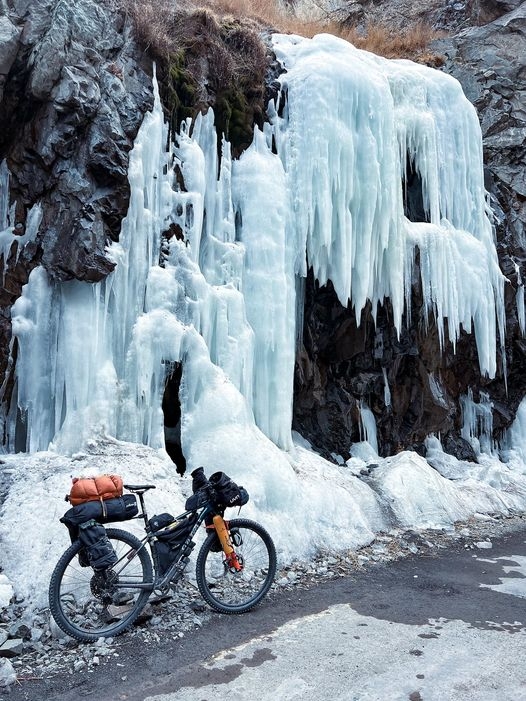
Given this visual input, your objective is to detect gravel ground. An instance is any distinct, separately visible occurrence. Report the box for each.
[2,509,525,690]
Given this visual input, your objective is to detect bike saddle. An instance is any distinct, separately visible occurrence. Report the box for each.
[123,484,156,493]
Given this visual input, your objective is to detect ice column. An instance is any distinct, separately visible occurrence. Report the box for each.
[501,396,526,469]
[271,33,505,377]
[359,400,379,454]
[3,36,510,458]
[5,78,173,452]
[460,388,495,455]
[4,79,294,453]
[232,128,295,448]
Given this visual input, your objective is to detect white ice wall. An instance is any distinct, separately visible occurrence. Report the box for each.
[271,34,505,376]
[2,35,507,465]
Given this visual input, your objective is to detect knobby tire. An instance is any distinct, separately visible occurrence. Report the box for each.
[48,528,153,642]
[195,518,277,614]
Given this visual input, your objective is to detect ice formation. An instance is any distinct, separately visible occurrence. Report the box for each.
[514,260,526,335]
[0,34,511,473]
[460,388,495,456]
[359,401,379,454]
[0,160,42,284]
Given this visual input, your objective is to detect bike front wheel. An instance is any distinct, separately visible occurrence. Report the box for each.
[196,518,277,614]
[48,528,153,642]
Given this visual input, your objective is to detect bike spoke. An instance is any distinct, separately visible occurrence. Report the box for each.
[49,529,153,641]
[196,519,277,613]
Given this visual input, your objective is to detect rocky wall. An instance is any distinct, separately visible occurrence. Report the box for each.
[0,0,153,400]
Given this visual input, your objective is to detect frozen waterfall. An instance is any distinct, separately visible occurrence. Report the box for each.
[1,34,507,463]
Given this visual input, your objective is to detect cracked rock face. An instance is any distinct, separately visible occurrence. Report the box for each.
[0,0,153,386]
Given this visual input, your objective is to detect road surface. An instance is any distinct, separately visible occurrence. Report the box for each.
[10,527,526,701]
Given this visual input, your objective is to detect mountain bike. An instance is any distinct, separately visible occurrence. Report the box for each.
[48,469,277,642]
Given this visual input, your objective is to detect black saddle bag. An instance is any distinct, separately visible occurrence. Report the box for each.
[61,494,139,543]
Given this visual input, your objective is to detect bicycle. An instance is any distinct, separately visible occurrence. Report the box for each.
[48,469,277,642]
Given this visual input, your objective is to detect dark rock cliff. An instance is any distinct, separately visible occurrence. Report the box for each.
[0,0,153,385]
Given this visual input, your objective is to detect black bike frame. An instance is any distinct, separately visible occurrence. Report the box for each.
[113,494,218,591]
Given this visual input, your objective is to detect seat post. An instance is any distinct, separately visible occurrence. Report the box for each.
[136,491,149,527]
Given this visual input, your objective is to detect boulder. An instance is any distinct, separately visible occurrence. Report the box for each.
[466,0,524,24]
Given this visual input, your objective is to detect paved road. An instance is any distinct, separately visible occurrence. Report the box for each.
[11,527,526,701]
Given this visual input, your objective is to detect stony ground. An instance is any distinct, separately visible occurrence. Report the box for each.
[1,509,525,690]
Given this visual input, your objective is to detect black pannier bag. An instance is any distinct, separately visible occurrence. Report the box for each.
[209,472,249,508]
[78,520,118,571]
[61,494,139,543]
[152,513,198,575]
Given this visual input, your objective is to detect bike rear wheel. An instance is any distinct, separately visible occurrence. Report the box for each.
[48,528,153,642]
[196,518,276,614]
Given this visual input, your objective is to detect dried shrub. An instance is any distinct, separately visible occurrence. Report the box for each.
[185,1,442,61]
[120,0,443,152]
[124,0,181,58]
[123,0,441,65]
[349,22,444,61]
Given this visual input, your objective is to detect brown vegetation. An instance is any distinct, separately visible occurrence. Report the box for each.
[121,0,443,150]
[178,0,442,60]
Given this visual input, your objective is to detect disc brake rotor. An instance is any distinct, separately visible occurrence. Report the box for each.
[90,569,118,600]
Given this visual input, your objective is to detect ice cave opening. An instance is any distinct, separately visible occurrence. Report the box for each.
[162,361,186,475]
[403,154,429,224]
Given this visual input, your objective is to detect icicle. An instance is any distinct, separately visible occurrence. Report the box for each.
[382,368,391,409]
[3,38,510,461]
[359,400,379,454]
[500,395,526,469]
[0,161,43,282]
[271,33,506,378]
[513,261,525,336]
[460,388,495,456]
[0,160,9,228]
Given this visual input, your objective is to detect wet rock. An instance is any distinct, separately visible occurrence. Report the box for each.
[466,0,523,24]
[73,659,86,672]
[0,638,23,657]
[0,658,16,687]
[0,16,21,103]
[10,624,30,641]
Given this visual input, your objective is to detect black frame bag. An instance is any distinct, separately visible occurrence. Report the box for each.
[152,513,198,574]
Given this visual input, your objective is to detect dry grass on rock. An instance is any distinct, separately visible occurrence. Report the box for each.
[123,0,442,62]
[121,0,443,151]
